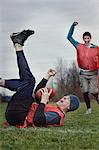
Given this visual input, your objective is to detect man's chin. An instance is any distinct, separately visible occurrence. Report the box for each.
[85,42,90,45]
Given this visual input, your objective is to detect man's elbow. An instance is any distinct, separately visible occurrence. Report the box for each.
[33,117,41,127]
[67,35,71,41]
[67,35,69,40]
[33,116,46,127]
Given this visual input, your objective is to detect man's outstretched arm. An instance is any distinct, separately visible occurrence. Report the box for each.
[34,69,56,93]
[67,22,79,48]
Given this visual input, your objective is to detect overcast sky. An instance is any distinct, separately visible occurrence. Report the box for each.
[0,0,99,94]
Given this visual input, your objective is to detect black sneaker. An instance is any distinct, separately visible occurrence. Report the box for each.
[10,30,34,46]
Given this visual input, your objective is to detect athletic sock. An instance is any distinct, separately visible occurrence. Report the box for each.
[15,43,23,51]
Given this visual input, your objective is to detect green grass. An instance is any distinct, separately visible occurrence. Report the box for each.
[0,102,99,150]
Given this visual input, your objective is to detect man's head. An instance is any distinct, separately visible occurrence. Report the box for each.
[56,95,80,113]
[83,32,92,46]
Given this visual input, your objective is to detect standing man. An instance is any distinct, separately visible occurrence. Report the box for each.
[67,22,99,114]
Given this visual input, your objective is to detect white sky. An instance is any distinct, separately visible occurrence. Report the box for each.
[0,0,99,94]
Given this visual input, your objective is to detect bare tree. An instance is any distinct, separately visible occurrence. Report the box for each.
[54,58,82,100]
[66,62,81,96]
[54,58,68,98]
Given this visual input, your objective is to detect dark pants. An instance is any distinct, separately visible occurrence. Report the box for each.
[5,51,36,125]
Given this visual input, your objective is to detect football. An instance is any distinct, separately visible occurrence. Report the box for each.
[35,87,56,103]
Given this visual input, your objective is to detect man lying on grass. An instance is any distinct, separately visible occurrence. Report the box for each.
[0,29,80,128]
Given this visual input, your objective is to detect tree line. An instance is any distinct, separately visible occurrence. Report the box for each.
[50,58,83,101]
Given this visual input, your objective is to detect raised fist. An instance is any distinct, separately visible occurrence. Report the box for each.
[73,22,78,26]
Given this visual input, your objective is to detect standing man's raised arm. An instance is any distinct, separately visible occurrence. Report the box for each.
[67,22,79,48]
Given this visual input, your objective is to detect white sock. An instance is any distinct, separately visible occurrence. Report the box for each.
[15,43,23,51]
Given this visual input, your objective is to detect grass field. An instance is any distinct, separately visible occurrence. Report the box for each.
[0,102,99,150]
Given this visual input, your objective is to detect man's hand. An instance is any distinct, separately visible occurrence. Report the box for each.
[47,69,57,77]
[73,22,78,26]
[40,88,52,104]
[44,69,57,80]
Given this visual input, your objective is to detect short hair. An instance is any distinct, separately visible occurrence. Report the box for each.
[83,32,92,39]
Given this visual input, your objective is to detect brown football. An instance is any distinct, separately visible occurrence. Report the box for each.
[35,87,56,103]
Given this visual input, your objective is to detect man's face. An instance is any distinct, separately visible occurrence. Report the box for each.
[83,35,91,45]
[56,96,70,111]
